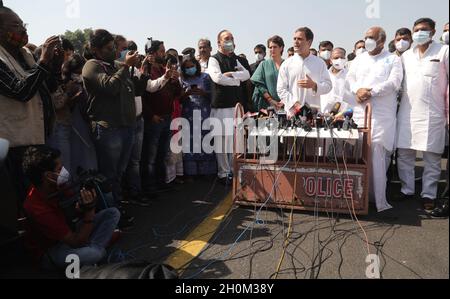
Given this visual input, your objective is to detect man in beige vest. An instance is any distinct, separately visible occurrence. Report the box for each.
[0,4,60,201]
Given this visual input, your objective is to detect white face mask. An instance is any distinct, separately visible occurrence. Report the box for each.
[223,41,235,53]
[413,30,432,46]
[255,53,264,62]
[355,48,366,56]
[332,58,347,70]
[365,38,378,52]
[395,39,411,53]
[56,167,71,187]
[319,50,331,60]
[443,31,449,45]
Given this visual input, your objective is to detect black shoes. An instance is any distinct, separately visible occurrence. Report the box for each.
[218,175,233,187]
[428,200,449,218]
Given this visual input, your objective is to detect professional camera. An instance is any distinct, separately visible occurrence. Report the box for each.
[57,168,113,226]
[77,168,112,195]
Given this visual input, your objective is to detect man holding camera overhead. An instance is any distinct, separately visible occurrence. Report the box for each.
[82,29,140,229]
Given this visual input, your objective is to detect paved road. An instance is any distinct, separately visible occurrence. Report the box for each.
[121,159,449,279]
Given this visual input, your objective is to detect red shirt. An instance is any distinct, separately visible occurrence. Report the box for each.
[23,187,71,261]
[142,64,182,120]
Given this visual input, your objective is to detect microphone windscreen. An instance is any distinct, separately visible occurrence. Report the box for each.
[343,108,354,119]
[330,102,341,115]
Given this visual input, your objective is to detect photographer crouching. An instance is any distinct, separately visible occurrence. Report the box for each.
[22,146,120,270]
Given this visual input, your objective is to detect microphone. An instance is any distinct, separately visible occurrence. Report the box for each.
[334,108,354,120]
[330,102,342,116]
[324,102,342,126]
[341,108,358,130]
[344,108,354,119]
[300,103,313,118]
[277,109,288,129]
[267,106,276,118]
[315,112,325,128]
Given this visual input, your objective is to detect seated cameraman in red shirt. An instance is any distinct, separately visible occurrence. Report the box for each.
[22,146,120,270]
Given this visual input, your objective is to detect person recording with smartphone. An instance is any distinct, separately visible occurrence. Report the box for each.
[141,39,182,195]
[81,29,140,229]
[0,5,63,205]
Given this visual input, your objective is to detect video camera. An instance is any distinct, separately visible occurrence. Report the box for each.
[77,168,112,195]
[57,168,113,226]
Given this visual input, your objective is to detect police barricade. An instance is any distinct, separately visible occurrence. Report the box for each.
[232,103,372,216]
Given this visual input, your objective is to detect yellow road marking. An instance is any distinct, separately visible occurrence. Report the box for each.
[165,192,234,273]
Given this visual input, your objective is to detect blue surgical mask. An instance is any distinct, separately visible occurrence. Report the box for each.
[118,50,128,62]
[185,66,197,76]
[413,31,432,46]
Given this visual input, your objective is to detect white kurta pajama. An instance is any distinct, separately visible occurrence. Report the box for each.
[320,68,352,158]
[277,53,332,113]
[346,50,403,212]
[207,57,250,179]
[320,68,349,113]
[397,42,449,200]
[276,53,332,160]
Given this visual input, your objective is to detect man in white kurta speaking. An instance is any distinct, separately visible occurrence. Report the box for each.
[277,27,332,116]
[346,27,403,213]
[397,18,449,211]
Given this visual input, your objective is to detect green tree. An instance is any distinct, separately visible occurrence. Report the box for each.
[62,28,93,54]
